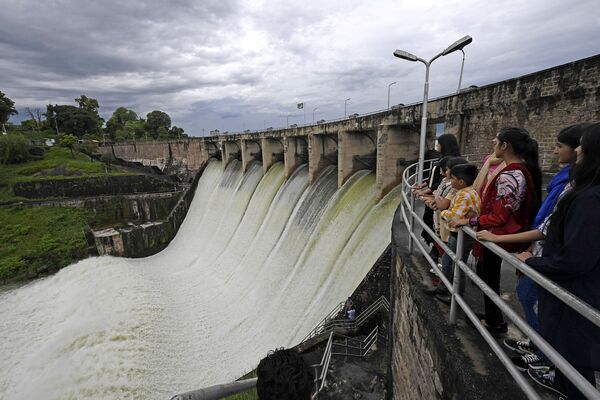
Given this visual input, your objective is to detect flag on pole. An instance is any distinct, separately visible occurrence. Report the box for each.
[297,103,304,109]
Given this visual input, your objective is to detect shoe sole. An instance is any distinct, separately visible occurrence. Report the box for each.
[526,370,567,397]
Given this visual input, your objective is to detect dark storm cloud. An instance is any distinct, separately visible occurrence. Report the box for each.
[1,0,599,134]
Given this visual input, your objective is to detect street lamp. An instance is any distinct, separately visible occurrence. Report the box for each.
[393,35,472,185]
[457,49,466,93]
[387,81,397,110]
[344,98,351,117]
[312,107,319,123]
[286,115,291,128]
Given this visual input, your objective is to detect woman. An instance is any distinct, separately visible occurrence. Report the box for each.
[457,127,542,333]
[519,122,600,399]
[416,134,461,261]
[476,123,587,370]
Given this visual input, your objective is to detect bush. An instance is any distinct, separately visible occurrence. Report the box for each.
[0,134,30,164]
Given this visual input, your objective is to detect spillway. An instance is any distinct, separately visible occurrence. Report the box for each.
[0,160,400,399]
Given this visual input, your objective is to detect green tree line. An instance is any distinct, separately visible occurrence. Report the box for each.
[1,91,187,142]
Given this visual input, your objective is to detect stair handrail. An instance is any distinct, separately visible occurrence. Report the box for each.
[302,296,389,342]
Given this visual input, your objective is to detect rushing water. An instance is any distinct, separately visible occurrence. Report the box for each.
[0,159,400,399]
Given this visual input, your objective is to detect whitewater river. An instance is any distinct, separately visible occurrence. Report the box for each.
[0,160,400,399]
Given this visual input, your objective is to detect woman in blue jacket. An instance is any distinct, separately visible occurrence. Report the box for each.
[519,122,600,399]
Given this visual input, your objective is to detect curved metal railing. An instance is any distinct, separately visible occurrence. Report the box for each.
[400,159,600,400]
[302,296,390,342]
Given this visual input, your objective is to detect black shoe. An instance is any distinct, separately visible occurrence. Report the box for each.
[504,338,535,355]
[511,353,549,372]
[527,369,568,399]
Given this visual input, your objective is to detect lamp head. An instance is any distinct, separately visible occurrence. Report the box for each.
[441,35,472,56]
[393,50,418,62]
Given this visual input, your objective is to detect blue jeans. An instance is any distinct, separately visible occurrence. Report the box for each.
[440,232,472,295]
[516,275,539,332]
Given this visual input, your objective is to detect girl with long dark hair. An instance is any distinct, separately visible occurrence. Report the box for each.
[457,127,542,333]
[414,134,461,261]
[520,122,600,399]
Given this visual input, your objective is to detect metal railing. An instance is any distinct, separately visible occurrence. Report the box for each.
[169,378,257,400]
[302,296,390,342]
[400,159,600,400]
[169,296,389,400]
[311,325,384,399]
[311,331,335,399]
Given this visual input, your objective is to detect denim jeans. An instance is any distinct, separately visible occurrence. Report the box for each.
[440,232,472,295]
[516,275,539,332]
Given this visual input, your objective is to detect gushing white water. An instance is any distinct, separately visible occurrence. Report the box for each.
[0,160,400,399]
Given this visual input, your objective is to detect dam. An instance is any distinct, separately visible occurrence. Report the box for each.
[0,159,400,399]
[1,54,600,400]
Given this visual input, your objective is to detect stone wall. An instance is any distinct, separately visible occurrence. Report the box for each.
[389,208,525,400]
[451,55,600,170]
[13,175,179,199]
[94,165,204,257]
[21,192,182,227]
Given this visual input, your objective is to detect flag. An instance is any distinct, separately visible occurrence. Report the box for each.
[297,103,304,109]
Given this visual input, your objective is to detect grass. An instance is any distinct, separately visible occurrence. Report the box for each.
[222,370,258,400]
[0,205,90,281]
[0,147,130,202]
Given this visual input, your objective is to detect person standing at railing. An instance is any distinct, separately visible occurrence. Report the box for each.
[476,123,587,372]
[456,127,542,334]
[423,163,481,304]
[421,157,467,272]
[517,122,600,400]
[413,134,461,263]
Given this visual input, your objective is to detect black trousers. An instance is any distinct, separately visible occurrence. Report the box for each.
[555,367,597,399]
[476,246,504,326]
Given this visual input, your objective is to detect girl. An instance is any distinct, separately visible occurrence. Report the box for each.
[457,127,542,333]
[519,122,600,399]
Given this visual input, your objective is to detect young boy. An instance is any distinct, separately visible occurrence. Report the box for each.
[424,163,480,302]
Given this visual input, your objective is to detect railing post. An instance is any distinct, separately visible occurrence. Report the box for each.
[449,229,464,324]
[408,193,416,253]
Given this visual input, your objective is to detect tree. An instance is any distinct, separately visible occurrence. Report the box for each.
[0,134,29,164]
[106,107,138,137]
[59,134,78,156]
[169,126,185,138]
[25,107,44,131]
[0,91,18,134]
[46,105,99,137]
[75,95,99,114]
[146,110,171,135]
[75,95,103,133]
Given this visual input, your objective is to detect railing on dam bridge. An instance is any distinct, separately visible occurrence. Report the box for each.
[400,159,600,400]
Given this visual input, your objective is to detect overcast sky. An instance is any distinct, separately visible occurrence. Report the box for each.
[1,0,599,136]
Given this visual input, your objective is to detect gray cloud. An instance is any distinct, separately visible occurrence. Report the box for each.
[1,0,599,134]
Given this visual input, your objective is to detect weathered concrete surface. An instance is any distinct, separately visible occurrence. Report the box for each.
[13,175,180,199]
[390,207,525,400]
[93,167,203,257]
[12,192,182,228]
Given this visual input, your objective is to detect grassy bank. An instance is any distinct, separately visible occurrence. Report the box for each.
[0,146,131,281]
[0,146,128,203]
[0,205,90,281]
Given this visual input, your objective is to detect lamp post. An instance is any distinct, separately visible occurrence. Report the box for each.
[457,49,466,93]
[344,98,351,117]
[393,35,472,185]
[312,107,318,123]
[387,81,397,110]
[394,35,472,255]
[286,115,290,128]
